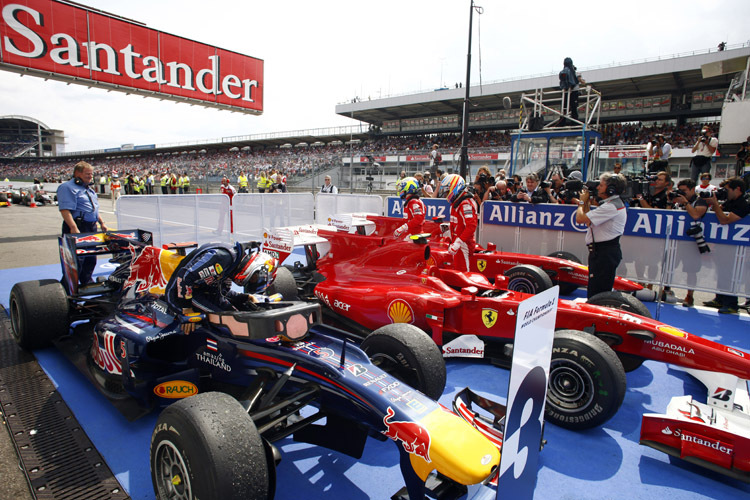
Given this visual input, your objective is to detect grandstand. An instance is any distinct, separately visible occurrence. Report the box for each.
[0,116,65,158]
[0,44,748,191]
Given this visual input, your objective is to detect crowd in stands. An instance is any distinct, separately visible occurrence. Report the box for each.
[0,137,37,158]
[0,121,722,184]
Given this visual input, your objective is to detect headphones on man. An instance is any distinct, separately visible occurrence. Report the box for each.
[604,174,625,196]
[74,176,85,186]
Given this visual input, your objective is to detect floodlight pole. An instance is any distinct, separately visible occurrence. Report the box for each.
[459,1,476,180]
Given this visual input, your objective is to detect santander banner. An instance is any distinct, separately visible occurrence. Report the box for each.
[0,0,263,113]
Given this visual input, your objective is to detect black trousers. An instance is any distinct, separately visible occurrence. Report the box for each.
[62,219,98,285]
[587,238,621,299]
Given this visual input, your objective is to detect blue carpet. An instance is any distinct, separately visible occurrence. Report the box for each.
[2,262,749,499]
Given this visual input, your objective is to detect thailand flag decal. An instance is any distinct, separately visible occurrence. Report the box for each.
[207,339,218,352]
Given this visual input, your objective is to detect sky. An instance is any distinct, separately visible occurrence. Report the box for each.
[1,0,748,152]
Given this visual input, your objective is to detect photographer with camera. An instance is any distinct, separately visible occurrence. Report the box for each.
[472,167,494,205]
[511,173,553,204]
[702,177,750,314]
[483,180,512,202]
[690,126,718,181]
[671,178,710,307]
[647,134,672,175]
[635,171,671,209]
[575,173,628,299]
[556,171,589,205]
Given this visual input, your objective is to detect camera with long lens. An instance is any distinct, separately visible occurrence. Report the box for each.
[667,191,680,202]
[686,221,710,254]
[699,187,728,200]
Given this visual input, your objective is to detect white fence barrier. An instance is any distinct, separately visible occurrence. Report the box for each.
[232,193,315,241]
[314,193,383,223]
[116,194,231,247]
[116,194,748,297]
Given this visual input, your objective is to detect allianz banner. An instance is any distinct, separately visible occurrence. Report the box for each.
[480,201,750,247]
[386,196,451,221]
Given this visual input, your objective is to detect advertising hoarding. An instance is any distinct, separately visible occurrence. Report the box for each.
[1,0,263,113]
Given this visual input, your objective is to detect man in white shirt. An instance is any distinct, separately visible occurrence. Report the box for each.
[575,173,627,299]
[690,126,718,181]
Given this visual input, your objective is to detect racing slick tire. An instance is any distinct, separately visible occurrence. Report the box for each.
[9,279,69,350]
[546,329,627,430]
[504,265,553,295]
[546,251,582,295]
[547,251,581,264]
[361,323,446,400]
[587,291,652,318]
[264,265,299,300]
[151,392,270,500]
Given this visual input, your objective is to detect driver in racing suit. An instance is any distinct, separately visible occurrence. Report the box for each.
[441,174,478,272]
[393,177,426,238]
[165,242,277,332]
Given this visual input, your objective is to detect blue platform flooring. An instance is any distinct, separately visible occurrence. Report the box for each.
[2,260,749,500]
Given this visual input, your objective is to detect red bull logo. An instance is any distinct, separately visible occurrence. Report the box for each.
[123,245,170,294]
[382,406,432,462]
[76,233,105,244]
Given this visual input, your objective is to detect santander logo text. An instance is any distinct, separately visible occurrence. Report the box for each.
[1,1,263,112]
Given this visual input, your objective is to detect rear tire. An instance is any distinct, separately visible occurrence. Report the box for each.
[545,330,627,430]
[9,280,69,349]
[361,323,446,400]
[587,291,652,318]
[547,251,582,295]
[547,251,581,264]
[264,265,298,300]
[504,265,553,295]
[150,392,270,500]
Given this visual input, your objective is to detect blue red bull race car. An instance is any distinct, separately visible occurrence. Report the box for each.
[9,230,509,500]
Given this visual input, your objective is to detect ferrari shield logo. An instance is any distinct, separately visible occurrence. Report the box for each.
[482,309,498,328]
[476,259,487,272]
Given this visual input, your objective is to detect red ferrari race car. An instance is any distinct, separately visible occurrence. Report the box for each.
[365,215,643,295]
[640,367,750,483]
[262,216,750,430]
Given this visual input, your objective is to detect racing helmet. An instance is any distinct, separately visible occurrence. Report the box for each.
[233,250,278,293]
[441,174,466,204]
[396,177,420,199]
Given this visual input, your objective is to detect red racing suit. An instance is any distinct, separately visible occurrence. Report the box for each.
[394,195,426,238]
[449,193,478,271]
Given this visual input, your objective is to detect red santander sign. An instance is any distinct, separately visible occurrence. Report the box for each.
[0,0,263,113]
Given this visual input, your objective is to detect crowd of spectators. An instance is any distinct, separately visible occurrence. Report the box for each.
[0,137,37,158]
[0,121,723,184]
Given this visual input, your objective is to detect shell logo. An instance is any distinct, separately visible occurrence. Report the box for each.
[388,299,414,324]
[154,380,198,399]
[657,325,688,338]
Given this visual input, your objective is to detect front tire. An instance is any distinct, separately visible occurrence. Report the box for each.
[545,330,627,430]
[9,280,69,350]
[504,264,553,295]
[150,392,270,500]
[587,291,652,318]
[361,323,446,400]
